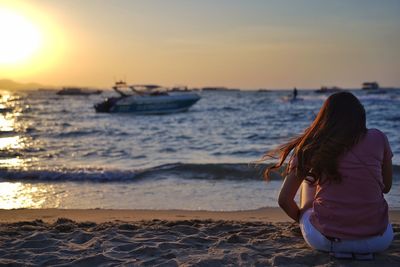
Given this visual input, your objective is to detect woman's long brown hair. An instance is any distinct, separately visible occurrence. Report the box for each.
[263,92,367,183]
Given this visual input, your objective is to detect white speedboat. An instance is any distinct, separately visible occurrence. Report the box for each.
[94,81,201,114]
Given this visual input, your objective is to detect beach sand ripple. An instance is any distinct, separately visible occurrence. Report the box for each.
[0,219,398,266]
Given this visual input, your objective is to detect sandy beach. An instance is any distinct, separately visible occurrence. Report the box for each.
[0,208,398,266]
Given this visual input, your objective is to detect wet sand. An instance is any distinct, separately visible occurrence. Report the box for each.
[0,208,399,266]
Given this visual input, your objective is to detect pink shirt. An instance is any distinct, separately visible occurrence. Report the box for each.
[294,129,392,239]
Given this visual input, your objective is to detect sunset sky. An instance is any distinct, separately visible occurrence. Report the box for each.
[0,0,399,89]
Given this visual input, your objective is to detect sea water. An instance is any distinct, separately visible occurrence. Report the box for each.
[0,88,399,210]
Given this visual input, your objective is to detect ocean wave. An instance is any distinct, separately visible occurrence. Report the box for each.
[0,163,399,183]
[0,163,270,182]
[55,129,105,138]
[0,130,18,137]
[0,107,13,113]
[386,116,400,122]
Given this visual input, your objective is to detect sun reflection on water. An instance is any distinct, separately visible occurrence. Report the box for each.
[0,182,59,209]
[0,158,25,169]
[0,91,27,169]
[0,136,21,150]
[0,91,54,209]
[0,114,15,132]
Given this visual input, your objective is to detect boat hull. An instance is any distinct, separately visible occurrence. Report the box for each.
[95,93,201,114]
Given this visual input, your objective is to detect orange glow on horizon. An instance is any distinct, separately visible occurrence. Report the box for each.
[0,1,399,89]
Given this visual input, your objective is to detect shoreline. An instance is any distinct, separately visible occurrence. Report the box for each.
[1,207,399,223]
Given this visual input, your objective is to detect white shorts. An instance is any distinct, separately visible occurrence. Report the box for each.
[299,209,394,253]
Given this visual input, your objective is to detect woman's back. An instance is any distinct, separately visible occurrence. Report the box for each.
[310,128,392,239]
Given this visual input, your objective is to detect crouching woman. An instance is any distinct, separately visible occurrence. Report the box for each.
[264,92,393,256]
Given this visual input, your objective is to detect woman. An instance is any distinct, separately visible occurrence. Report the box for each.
[264,92,393,257]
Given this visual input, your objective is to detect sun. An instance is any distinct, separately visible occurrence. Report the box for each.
[0,7,42,65]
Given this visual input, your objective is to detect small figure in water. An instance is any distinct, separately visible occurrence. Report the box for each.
[293,87,298,100]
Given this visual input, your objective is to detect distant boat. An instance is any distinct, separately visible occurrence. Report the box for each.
[315,86,342,93]
[37,88,55,92]
[362,82,386,94]
[202,87,240,91]
[94,81,201,114]
[57,87,103,96]
[362,82,380,90]
[202,87,228,91]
